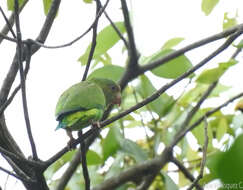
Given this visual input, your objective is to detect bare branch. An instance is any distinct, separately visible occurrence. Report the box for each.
[92,147,172,190]
[29,0,110,49]
[139,24,243,73]
[0,165,35,184]
[175,81,217,135]
[14,0,38,160]
[104,11,129,48]
[171,158,203,190]
[0,0,28,44]
[0,5,16,38]
[82,0,102,81]
[120,0,139,68]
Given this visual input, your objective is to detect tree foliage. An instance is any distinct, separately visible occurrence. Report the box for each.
[0,0,243,190]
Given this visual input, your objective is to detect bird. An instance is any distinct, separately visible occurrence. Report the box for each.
[55,78,121,146]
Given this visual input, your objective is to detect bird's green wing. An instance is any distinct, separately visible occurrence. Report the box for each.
[56,108,103,130]
[55,81,106,120]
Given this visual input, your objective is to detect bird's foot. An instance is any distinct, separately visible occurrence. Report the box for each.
[91,121,101,131]
[67,138,77,150]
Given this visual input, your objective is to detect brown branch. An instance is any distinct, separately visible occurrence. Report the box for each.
[14,0,38,160]
[171,158,203,190]
[28,0,110,49]
[119,24,243,89]
[0,165,35,183]
[81,0,102,81]
[120,0,139,68]
[0,5,16,38]
[104,11,129,48]
[92,147,172,190]
[0,0,28,44]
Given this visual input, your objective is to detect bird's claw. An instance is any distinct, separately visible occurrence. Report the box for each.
[67,138,77,150]
[92,122,101,130]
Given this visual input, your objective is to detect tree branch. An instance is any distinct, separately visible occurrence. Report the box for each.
[0,0,28,44]
[82,0,101,81]
[139,24,243,73]
[0,165,35,184]
[14,0,38,160]
[171,158,203,190]
[120,0,139,68]
[104,11,129,48]
[92,147,172,190]
[28,0,110,49]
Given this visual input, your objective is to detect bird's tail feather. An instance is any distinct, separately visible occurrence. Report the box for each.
[55,122,65,131]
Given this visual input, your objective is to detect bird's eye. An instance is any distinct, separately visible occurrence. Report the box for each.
[111,85,116,91]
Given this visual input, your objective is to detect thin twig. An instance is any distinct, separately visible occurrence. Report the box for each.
[179,81,217,132]
[104,11,129,48]
[29,0,110,49]
[79,131,90,190]
[82,0,101,81]
[14,0,38,160]
[120,0,138,66]
[0,165,34,183]
[187,118,208,190]
[171,158,203,190]
[0,5,16,38]
[0,0,28,44]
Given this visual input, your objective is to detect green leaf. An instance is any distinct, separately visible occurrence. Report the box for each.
[216,118,228,141]
[216,134,243,184]
[7,0,26,10]
[137,75,175,117]
[149,49,193,79]
[86,150,102,165]
[83,0,92,3]
[223,12,238,30]
[161,37,184,50]
[196,59,237,84]
[161,171,179,190]
[44,151,76,179]
[180,83,230,106]
[43,0,53,15]
[201,0,219,16]
[119,139,148,163]
[87,65,125,83]
[233,39,243,49]
[79,22,126,65]
[102,127,123,161]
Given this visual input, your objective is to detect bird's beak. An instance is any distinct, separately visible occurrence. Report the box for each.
[114,92,121,106]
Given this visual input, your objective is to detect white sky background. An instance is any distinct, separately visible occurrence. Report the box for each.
[0,0,243,189]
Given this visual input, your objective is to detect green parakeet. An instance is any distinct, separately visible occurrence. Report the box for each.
[55,78,121,140]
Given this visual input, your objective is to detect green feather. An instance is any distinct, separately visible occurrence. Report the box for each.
[55,78,120,131]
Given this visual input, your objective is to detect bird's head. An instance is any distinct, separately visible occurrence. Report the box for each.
[89,78,121,107]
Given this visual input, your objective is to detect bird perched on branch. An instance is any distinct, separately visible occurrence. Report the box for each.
[55,78,121,146]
